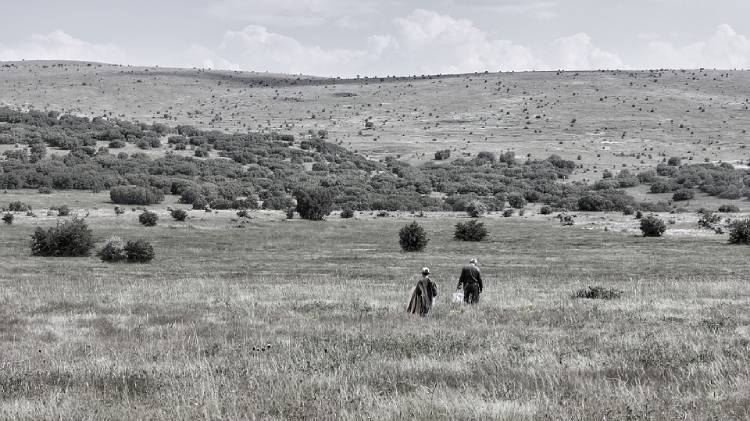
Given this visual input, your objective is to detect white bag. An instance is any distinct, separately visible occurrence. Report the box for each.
[451,291,464,303]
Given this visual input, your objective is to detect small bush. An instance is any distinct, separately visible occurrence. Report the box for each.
[110,186,164,205]
[125,239,155,263]
[56,205,70,217]
[718,204,740,213]
[622,206,634,216]
[2,213,13,224]
[649,181,673,194]
[399,221,429,252]
[454,220,488,241]
[667,156,682,166]
[114,206,126,215]
[729,219,750,244]
[635,210,643,219]
[286,207,295,219]
[539,206,552,215]
[672,189,694,201]
[434,149,451,160]
[340,208,354,218]
[640,215,666,237]
[236,209,249,218]
[507,194,526,209]
[7,201,31,212]
[698,212,721,230]
[139,211,159,226]
[97,236,127,262]
[294,187,334,220]
[170,209,188,221]
[502,209,514,217]
[38,186,53,194]
[573,286,623,300]
[30,218,94,257]
[465,200,487,218]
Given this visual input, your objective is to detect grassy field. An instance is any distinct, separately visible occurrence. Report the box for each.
[2,191,750,419]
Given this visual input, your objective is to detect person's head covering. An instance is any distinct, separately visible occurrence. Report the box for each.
[421,267,430,275]
[469,258,478,265]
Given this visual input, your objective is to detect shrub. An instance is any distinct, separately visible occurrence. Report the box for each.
[56,205,70,217]
[635,210,643,219]
[2,213,13,224]
[399,221,428,252]
[38,186,53,194]
[729,219,750,244]
[640,215,666,237]
[559,214,575,225]
[293,187,334,221]
[434,149,451,160]
[139,211,158,226]
[465,200,487,218]
[286,207,295,219]
[718,204,740,213]
[237,209,249,218]
[125,239,155,263]
[649,181,673,194]
[110,186,164,205]
[539,206,552,215]
[7,201,31,212]
[114,206,126,215]
[698,212,722,229]
[340,208,354,218]
[622,206,634,216]
[502,209,514,217]
[667,156,682,166]
[454,220,488,241]
[170,209,188,221]
[507,194,526,209]
[30,218,94,257]
[573,286,623,300]
[672,189,694,201]
[97,236,127,262]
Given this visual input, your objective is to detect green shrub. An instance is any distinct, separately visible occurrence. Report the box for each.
[672,189,694,201]
[286,207,295,219]
[635,210,643,219]
[170,209,188,221]
[503,209,514,217]
[649,181,673,194]
[110,186,164,205]
[340,208,354,218]
[114,206,126,215]
[2,213,13,224]
[38,186,53,194]
[237,209,249,218]
[56,205,70,217]
[640,215,666,237]
[729,219,750,244]
[139,211,158,226]
[434,149,451,160]
[539,206,552,215]
[399,221,428,252]
[507,194,526,209]
[293,187,334,221]
[718,204,740,213]
[7,201,31,212]
[97,236,127,262]
[30,218,94,257]
[622,206,634,216]
[465,200,487,218]
[125,239,155,263]
[454,220,488,241]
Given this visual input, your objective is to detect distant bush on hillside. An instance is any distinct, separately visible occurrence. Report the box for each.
[718,204,740,213]
[539,206,552,215]
[465,200,487,218]
[2,213,13,224]
[507,194,526,209]
[124,240,154,263]
[454,220,488,241]
[640,215,666,237]
[294,187,334,221]
[6,201,31,212]
[31,218,94,257]
[98,236,127,262]
[434,149,451,160]
[672,189,695,201]
[340,208,354,219]
[399,221,428,252]
[139,210,158,226]
[170,209,188,221]
[110,186,164,205]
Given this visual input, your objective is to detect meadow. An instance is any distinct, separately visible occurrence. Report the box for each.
[2,191,750,420]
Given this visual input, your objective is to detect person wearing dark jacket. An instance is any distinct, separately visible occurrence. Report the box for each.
[456,258,483,304]
[407,267,438,317]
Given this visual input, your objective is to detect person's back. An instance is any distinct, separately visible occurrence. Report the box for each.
[407,267,438,316]
[456,259,483,304]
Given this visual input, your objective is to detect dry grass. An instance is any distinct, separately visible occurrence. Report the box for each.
[1,191,750,419]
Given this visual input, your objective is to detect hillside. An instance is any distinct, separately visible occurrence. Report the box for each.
[2,61,749,180]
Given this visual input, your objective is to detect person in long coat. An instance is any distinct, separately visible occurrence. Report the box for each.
[407,267,438,317]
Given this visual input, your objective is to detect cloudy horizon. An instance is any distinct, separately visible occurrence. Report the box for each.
[1,0,750,76]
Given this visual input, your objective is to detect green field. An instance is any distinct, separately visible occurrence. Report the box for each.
[2,191,749,419]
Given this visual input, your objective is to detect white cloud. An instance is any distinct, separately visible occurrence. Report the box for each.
[0,30,125,63]
[645,24,750,69]
[207,0,379,27]
[551,33,624,70]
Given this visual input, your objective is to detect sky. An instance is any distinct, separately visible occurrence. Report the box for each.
[1,0,750,76]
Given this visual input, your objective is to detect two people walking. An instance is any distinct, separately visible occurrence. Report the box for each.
[407,259,483,317]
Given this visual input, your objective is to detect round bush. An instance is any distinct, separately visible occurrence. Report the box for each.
[465,200,487,218]
[718,204,740,213]
[507,194,526,209]
[622,206,635,216]
[729,219,750,244]
[340,208,354,219]
[672,189,695,201]
[139,211,159,226]
[294,187,334,220]
[454,220,488,241]
[125,239,155,263]
[237,209,249,218]
[170,209,188,221]
[97,236,127,262]
[30,218,94,257]
[56,205,70,217]
[2,213,13,224]
[649,181,673,194]
[502,209,514,217]
[539,206,552,215]
[640,215,667,237]
[399,221,429,252]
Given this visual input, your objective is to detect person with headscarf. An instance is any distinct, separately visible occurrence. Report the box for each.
[407,267,438,317]
[456,258,483,304]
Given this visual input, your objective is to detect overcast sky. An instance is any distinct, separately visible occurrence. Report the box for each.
[1,0,749,76]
